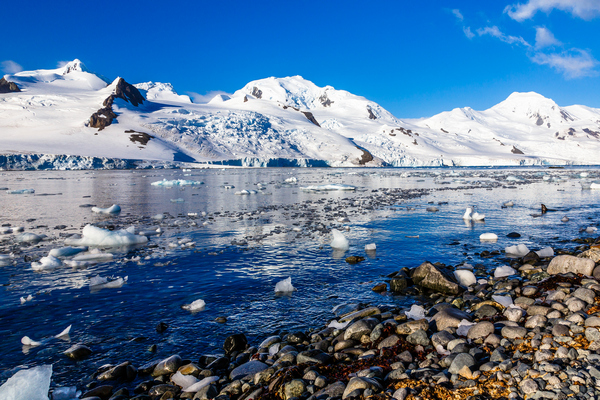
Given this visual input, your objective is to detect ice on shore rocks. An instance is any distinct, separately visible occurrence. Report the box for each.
[494,265,517,278]
[151,179,203,187]
[0,364,52,400]
[505,244,529,257]
[456,319,476,336]
[31,255,62,271]
[330,229,349,251]
[49,246,88,258]
[274,277,295,293]
[183,376,220,393]
[535,246,554,258]
[16,233,45,244]
[405,304,427,320]
[91,204,121,214]
[182,299,206,311]
[454,269,477,287]
[492,294,513,307]
[171,371,199,391]
[64,225,148,247]
[327,319,351,329]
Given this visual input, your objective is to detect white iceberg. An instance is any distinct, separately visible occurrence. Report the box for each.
[89,275,127,289]
[20,294,34,304]
[31,255,62,271]
[300,184,356,192]
[274,277,296,293]
[284,177,297,183]
[6,189,35,194]
[91,204,121,214]
[151,179,203,187]
[0,365,52,400]
[454,269,477,287]
[365,243,376,251]
[404,304,427,320]
[49,246,88,258]
[535,247,554,258]
[494,265,517,278]
[64,225,148,247]
[330,229,349,251]
[182,299,206,311]
[505,244,529,257]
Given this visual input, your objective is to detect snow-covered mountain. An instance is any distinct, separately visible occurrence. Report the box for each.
[1,59,600,169]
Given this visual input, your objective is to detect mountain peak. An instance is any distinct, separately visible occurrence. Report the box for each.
[60,59,89,75]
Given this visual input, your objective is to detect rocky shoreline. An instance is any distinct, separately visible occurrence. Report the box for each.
[48,234,600,400]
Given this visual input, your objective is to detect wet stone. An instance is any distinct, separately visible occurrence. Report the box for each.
[153,355,182,377]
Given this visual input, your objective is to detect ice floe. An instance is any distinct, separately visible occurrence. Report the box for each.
[151,179,203,187]
[300,184,356,192]
[274,277,295,293]
[365,243,376,251]
[15,232,45,244]
[64,225,148,247]
[182,299,206,311]
[48,246,88,258]
[91,204,121,214]
[6,188,35,194]
[330,229,349,251]
[89,275,127,289]
[31,255,62,271]
[0,364,52,400]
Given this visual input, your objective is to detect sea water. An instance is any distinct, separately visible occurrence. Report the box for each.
[1,167,600,385]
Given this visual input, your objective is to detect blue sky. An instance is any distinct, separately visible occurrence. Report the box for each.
[2,0,599,118]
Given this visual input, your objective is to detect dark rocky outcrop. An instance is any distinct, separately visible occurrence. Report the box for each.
[356,146,373,165]
[511,146,524,154]
[0,77,21,93]
[251,87,263,99]
[367,106,377,120]
[126,130,153,146]
[89,107,117,130]
[302,111,321,127]
[319,93,333,107]
[89,78,144,130]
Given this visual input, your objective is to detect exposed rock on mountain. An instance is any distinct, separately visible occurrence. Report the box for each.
[0,77,20,93]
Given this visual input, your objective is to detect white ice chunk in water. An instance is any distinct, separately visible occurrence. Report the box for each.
[72,248,114,263]
[586,226,598,233]
[330,229,349,251]
[6,188,35,194]
[65,225,148,247]
[404,304,427,320]
[365,243,376,251]
[21,336,42,346]
[0,254,13,266]
[183,376,220,393]
[300,184,356,192]
[284,177,297,183]
[170,198,185,203]
[0,364,52,400]
[55,325,72,339]
[492,295,513,307]
[182,299,206,311]
[171,371,199,390]
[456,319,476,336]
[16,233,45,244]
[151,179,203,187]
[91,204,121,214]
[479,233,498,242]
[505,244,529,257]
[535,247,554,258]
[275,277,296,293]
[20,294,34,304]
[31,255,62,271]
[49,246,88,258]
[454,270,477,287]
[89,275,127,289]
[494,265,517,278]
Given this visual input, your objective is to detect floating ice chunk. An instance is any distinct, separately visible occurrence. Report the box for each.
[535,247,554,258]
[327,319,350,330]
[21,336,42,346]
[479,233,498,242]
[170,198,185,203]
[503,201,514,207]
[590,183,600,190]
[171,371,199,390]
[6,188,35,194]
[55,325,72,339]
[454,269,477,287]
[91,204,121,214]
[586,226,598,233]
[72,248,114,262]
[338,217,350,223]
[151,179,203,187]
[426,206,439,212]
[235,190,250,195]
[89,275,127,289]
[32,255,62,271]
[494,265,517,278]
[63,260,95,269]
[456,319,476,336]
[506,176,520,181]
[182,299,206,311]
[505,244,529,257]
[51,386,80,400]
[330,229,349,251]
[152,214,166,220]
[300,184,356,192]
[285,177,297,183]
[365,243,376,251]
[0,254,12,266]
[404,304,426,320]
[20,294,34,304]
[580,172,590,178]
[0,364,52,400]
[49,246,88,258]
[183,376,220,393]
[16,232,45,244]
[561,216,569,222]
[139,228,162,237]
[492,295,513,307]
[65,225,148,247]
[275,277,296,293]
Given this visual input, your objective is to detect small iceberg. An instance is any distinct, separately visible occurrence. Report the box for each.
[6,188,35,194]
[182,299,206,311]
[89,275,127,289]
[494,265,517,278]
[535,247,554,258]
[284,177,297,183]
[404,304,427,320]
[479,233,498,242]
[20,294,34,304]
[31,255,62,271]
[49,246,88,258]
[365,243,376,251]
[454,269,477,287]
[0,365,52,400]
[65,225,148,247]
[15,232,45,244]
[275,277,296,293]
[91,204,121,214]
[300,184,356,192]
[505,244,529,257]
[151,179,203,187]
[330,229,349,251]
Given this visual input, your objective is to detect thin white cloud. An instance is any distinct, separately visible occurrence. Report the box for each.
[463,26,475,39]
[56,61,69,68]
[535,27,561,49]
[1,60,23,74]
[531,48,599,78]
[506,0,600,21]
[452,9,464,21]
[187,90,232,104]
[451,9,475,39]
[476,26,531,47]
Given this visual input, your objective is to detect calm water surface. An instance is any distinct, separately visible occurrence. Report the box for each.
[1,167,600,386]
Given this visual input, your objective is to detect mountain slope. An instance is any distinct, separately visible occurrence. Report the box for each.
[2,59,600,169]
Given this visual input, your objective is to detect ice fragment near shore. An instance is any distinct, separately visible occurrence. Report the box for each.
[505,244,529,257]
[16,233,45,244]
[89,275,127,289]
[404,304,426,320]
[494,265,517,278]
[65,225,148,247]
[182,299,206,311]
[536,247,554,258]
[330,229,349,251]
[183,376,220,392]
[479,233,498,242]
[456,319,476,336]
[21,336,42,346]
[151,179,203,187]
[327,319,350,329]
[31,255,62,271]
[492,295,513,307]
[171,371,199,390]
[454,269,476,287]
[274,277,295,293]
[91,204,121,214]
[0,364,52,400]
